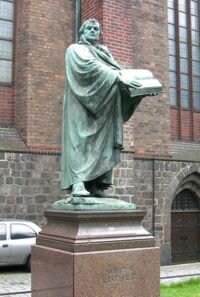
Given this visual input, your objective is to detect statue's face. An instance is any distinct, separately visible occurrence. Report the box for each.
[83,21,100,44]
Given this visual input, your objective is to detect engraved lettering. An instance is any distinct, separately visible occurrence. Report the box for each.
[103,265,136,284]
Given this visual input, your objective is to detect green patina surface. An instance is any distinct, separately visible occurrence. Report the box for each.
[61,19,143,195]
[60,18,161,204]
[52,196,136,211]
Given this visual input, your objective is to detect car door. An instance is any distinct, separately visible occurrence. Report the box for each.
[0,223,11,264]
[7,223,37,265]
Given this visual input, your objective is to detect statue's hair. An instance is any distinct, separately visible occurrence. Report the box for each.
[79,18,103,37]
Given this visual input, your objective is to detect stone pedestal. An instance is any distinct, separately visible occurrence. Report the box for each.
[32,210,160,297]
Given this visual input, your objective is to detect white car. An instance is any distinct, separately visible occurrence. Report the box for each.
[0,220,41,271]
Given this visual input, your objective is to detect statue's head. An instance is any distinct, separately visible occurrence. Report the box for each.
[79,18,103,45]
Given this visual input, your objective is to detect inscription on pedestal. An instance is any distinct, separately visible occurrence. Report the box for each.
[32,211,160,297]
[103,265,136,284]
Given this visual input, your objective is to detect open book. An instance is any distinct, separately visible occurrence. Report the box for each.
[119,69,163,97]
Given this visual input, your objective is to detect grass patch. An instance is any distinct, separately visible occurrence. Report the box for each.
[161,278,200,297]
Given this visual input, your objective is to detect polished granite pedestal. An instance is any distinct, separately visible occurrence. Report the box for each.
[31,210,160,297]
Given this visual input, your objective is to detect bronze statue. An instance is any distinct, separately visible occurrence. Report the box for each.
[61,18,162,199]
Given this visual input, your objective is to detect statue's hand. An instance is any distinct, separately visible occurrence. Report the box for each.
[118,71,142,89]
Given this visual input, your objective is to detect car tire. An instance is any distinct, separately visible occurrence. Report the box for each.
[26,255,31,272]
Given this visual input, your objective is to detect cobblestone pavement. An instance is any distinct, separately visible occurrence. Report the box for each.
[0,268,31,297]
[0,263,200,296]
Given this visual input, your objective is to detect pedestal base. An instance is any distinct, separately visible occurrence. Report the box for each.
[32,210,160,297]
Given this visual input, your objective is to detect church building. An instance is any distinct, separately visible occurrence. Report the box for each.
[0,0,199,265]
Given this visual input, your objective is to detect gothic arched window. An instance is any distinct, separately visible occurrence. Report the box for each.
[172,189,199,210]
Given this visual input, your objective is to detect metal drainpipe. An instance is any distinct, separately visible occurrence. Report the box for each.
[152,158,155,236]
[75,0,81,42]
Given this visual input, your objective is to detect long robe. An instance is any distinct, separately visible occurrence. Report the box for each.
[61,42,143,190]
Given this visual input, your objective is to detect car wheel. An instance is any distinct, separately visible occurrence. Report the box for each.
[26,255,31,272]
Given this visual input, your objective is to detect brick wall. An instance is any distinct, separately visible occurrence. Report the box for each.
[81,0,171,156]
[131,1,171,157]
[171,108,200,141]
[121,156,200,265]
[14,0,29,142]
[81,0,103,24]
[0,0,17,127]
[0,0,171,156]
[180,110,192,139]
[171,108,180,139]
[101,0,133,67]
[1,149,199,264]
[1,0,198,155]
[0,86,14,126]
[0,151,62,226]
[81,0,133,67]
[15,0,75,148]
[193,112,200,140]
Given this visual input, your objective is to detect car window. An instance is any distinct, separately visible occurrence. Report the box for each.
[11,223,37,240]
[0,224,6,240]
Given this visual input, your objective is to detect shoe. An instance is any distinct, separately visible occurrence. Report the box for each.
[72,182,90,197]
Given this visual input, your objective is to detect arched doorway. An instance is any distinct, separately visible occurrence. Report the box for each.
[171,189,200,264]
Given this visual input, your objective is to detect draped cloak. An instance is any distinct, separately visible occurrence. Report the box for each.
[61,42,143,190]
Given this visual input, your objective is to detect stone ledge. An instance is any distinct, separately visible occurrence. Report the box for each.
[0,128,27,151]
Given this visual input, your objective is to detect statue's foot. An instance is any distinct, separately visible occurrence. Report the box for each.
[72,182,90,197]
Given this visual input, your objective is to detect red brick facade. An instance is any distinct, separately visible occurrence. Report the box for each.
[131,1,171,157]
[0,86,14,126]
[81,0,133,67]
[0,0,17,127]
[81,0,171,156]
[81,0,103,25]
[0,0,197,156]
[14,0,75,149]
[0,0,200,266]
[171,108,200,141]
